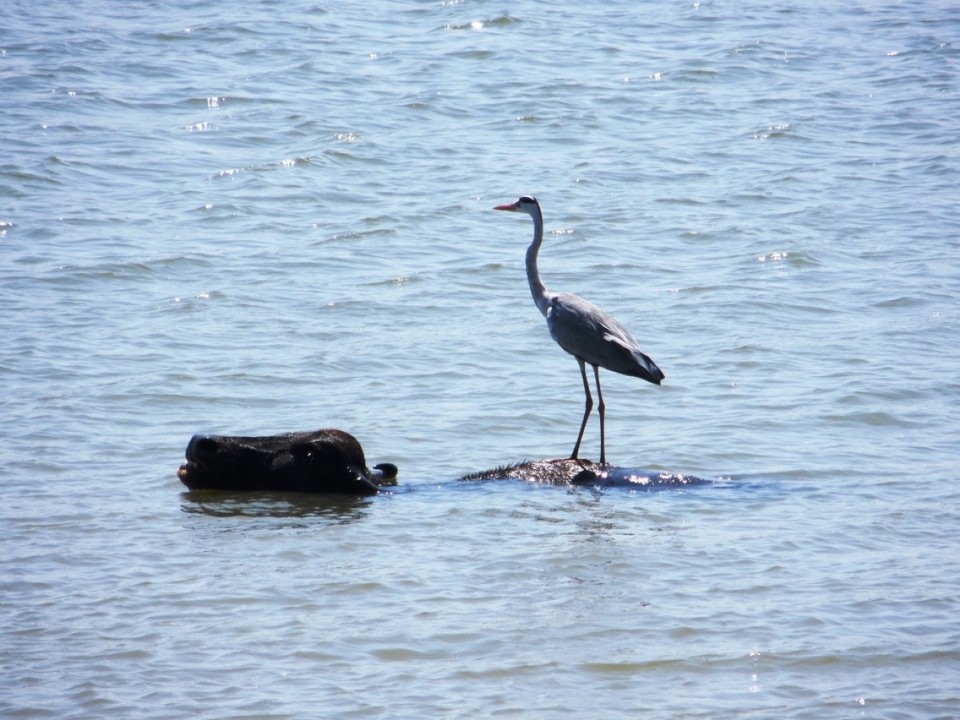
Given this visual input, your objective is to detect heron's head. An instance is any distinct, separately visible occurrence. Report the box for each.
[494,196,539,215]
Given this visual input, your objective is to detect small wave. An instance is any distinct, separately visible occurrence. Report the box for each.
[442,16,516,31]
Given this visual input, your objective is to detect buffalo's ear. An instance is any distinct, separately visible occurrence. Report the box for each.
[372,463,399,486]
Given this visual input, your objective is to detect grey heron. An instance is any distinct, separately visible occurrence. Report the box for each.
[494,195,664,465]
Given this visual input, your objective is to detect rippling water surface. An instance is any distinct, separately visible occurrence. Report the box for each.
[2,1,959,717]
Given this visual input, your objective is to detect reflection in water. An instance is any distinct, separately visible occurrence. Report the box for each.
[179,469,713,525]
[180,489,380,522]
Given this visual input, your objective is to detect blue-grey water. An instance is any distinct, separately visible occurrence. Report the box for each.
[3,1,959,717]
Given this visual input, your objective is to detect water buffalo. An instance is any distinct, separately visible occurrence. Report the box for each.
[177,429,397,495]
[176,428,705,496]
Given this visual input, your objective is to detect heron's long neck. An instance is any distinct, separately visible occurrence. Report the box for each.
[525,207,551,317]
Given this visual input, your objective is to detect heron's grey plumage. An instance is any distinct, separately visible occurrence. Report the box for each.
[495,195,663,464]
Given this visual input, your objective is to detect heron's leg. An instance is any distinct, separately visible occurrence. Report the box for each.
[571,358,592,460]
[593,364,606,465]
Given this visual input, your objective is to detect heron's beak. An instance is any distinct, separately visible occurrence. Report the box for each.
[494,201,520,211]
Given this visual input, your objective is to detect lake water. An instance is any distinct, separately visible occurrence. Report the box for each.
[2,0,959,717]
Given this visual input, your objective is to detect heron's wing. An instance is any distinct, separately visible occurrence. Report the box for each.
[547,293,634,359]
[603,330,638,352]
[547,293,663,382]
